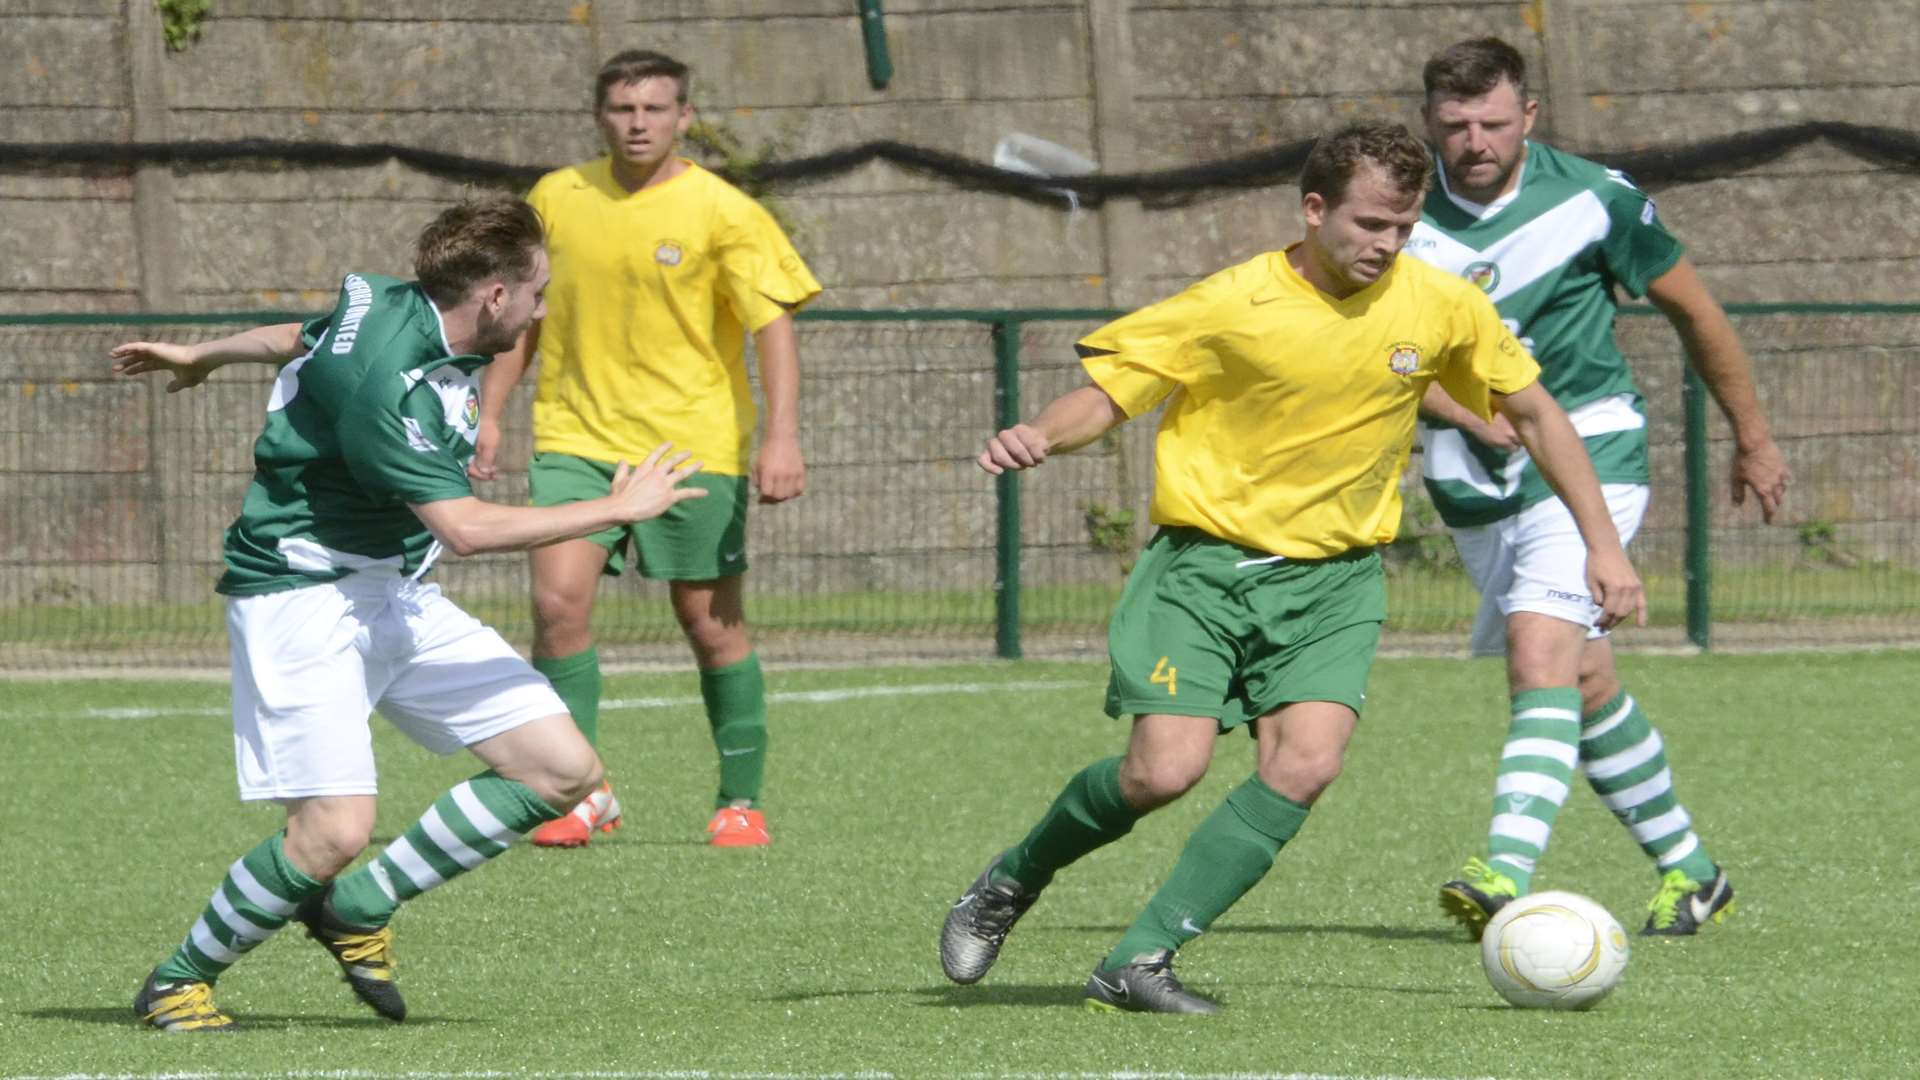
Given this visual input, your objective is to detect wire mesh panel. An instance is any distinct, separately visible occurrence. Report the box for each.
[1627,309,1920,647]
[1007,320,1139,654]
[1390,307,1920,651]
[2,308,1917,672]
[0,316,1018,670]
[0,320,280,669]
[456,318,1011,665]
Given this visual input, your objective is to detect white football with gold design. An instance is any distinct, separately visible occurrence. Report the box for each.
[1481,890,1629,1009]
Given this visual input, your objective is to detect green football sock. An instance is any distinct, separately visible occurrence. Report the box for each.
[1103,775,1308,969]
[996,756,1142,894]
[1486,687,1582,893]
[1581,688,1719,884]
[702,653,768,808]
[154,833,323,984]
[326,772,558,930]
[534,647,601,748]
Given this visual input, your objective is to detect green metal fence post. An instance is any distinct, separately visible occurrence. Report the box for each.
[1683,365,1712,649]
[857,0,892,90]
[991,317,1023,658]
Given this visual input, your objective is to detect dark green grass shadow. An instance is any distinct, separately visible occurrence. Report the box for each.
[1044,922,1460,944]
[25,1005,476,1029]
[758,983,1086,1009]
[923,984,1093,1009]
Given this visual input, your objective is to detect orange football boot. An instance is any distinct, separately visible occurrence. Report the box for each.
[706,805,770,847]
[530,780,622,848]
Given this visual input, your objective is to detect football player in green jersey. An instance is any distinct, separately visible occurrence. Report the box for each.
[111,199,705,1030]
[1407,37,1791,938]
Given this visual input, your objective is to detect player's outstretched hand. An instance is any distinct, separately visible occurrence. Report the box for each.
[468,417,502,481]
[608,443,707,523]
[110,341,207,393]
[978,424,1050,475]
[1730,439,1791,524]
[1585,546,1647,631]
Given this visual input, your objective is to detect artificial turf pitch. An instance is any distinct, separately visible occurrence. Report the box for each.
[0,651,1912,1078]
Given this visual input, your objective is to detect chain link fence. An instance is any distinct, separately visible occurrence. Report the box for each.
[3,306,1916,671]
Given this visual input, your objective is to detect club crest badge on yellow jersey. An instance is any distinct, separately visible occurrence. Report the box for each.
[654,241,684,267]
[1388,342,1421,376]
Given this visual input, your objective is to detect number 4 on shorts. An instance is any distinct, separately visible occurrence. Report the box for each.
[1150,656,1178,696]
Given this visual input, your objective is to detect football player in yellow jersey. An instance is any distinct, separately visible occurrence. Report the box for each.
[474,51,821,849]
[938,123,1646,1014]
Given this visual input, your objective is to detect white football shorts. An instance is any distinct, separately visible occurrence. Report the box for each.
[225,572,565,801]
[1451,484,1650,657]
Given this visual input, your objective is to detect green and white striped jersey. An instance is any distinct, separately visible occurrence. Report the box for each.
[217,273,486,596]
[1407,141,1684,527]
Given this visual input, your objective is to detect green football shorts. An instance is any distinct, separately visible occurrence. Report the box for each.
[528,452,748,581]
[1104,526,1386,730]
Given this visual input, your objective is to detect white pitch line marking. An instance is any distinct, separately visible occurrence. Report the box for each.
[9,1073,904,1080]
[9,679,1096,723]
[7,1073,1498,1080]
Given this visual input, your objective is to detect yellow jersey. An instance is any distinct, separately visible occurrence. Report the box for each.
[1078,246,1540,558]
[526,158,822,473]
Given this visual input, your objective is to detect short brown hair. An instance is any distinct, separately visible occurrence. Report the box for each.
[414,199,545,307]
[595,49,690,109]
[1298,122,1431,207]
[1423,37,1529,103]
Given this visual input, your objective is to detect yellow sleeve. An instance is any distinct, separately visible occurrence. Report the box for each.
[713,197,823,332]
[1439,288,1542,422]
[1075,277,1228,418]
[525,172,559,232]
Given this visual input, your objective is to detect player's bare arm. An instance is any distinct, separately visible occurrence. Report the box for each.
[750,312,805,504]
[1420,382,1522,450]
[1644,256,1791,522]
[415,444,706,556]
[469,320,540,481]
[1494,381,1646,629]
[978,383,1129,475]
[109,322,306,393]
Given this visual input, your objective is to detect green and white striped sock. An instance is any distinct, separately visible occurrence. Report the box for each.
[154,833,323,984]
[1486,687,1582,893]
[326,771,559,929]
[1580,689,1718,883]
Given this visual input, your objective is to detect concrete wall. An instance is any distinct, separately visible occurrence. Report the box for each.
[7,1,1913,313]
[2,1,1917,661]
